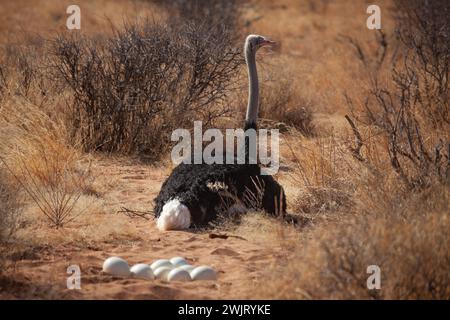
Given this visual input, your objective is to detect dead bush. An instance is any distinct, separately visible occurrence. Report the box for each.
[257,185,450,299]
[344,0,449,190]
[394,0,449,128]
[0,97,93,228]
[50,17,242,160]
[1,141,93,228]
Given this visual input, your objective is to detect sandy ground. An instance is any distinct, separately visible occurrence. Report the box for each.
[1,158,292,300]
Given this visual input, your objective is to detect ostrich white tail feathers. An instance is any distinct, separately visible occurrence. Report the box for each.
[157,199,191,231]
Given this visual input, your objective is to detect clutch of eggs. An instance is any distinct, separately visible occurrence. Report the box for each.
[102,256,217,281]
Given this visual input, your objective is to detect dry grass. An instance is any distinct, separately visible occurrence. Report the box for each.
[0,0,448,300]
[0,95,95,228]
[255,185,449,299]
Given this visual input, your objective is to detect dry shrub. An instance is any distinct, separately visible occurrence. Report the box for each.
[394,0,449,128]
[0,97,93,228]
[50,16,242,160]
[344,0,449,190]
[2,140,93,228]
[257,185,450,300]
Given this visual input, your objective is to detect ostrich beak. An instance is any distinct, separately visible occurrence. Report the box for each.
[261,38,276,47]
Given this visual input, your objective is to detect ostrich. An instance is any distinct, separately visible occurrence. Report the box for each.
[154,34,286,230]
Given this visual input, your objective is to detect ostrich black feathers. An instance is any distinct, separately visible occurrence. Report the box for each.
[153,161,286,227]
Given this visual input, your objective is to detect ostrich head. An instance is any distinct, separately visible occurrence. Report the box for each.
[244,34,276,58]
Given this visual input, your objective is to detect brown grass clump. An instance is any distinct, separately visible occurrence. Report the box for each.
[256,185,450,300]
[0,96,93,228]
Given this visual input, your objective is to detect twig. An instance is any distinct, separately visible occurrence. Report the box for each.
[344,115,365,162]
[117,206,152,220]
[209,233,247,241]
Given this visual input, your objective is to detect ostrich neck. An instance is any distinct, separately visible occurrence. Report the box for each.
[245,50,258,128]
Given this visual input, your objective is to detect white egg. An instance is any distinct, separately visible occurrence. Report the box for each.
[178,264,195,273]
[170,256,188,267]
[130,264,154,280]
[153,266,173,281]
[102,257,130,277]
[167,268,191,282]
[190,266,217,281]
[151,259,173,271]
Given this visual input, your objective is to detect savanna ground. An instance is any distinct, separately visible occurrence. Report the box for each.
[0,0,448,299]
